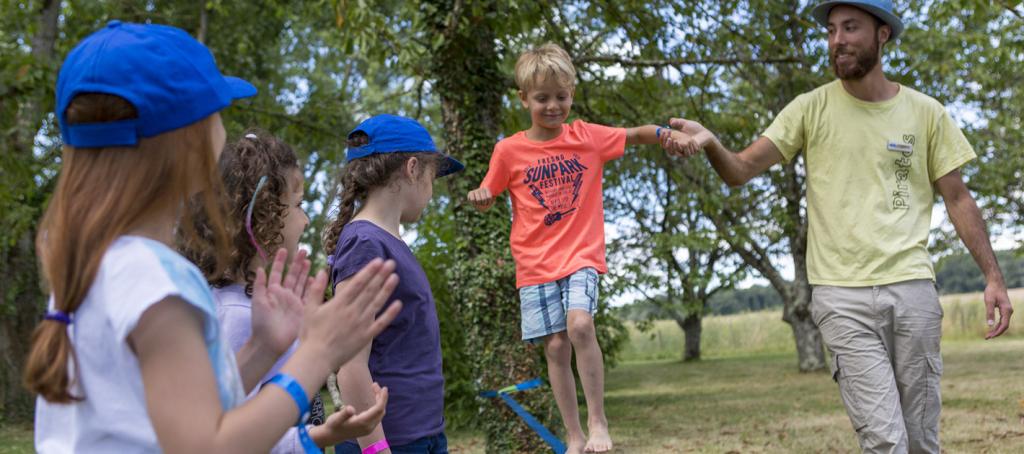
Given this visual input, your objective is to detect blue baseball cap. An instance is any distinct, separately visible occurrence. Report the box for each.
[346,114,464,177]
[56,20,257,148]
[811,1,904,40]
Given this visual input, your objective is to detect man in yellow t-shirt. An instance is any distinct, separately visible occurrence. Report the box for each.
[664,1,1014,452]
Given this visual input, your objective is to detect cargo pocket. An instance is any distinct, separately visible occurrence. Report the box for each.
[925,354,943,376]
[832,353,869,431]
[922,354,943,430]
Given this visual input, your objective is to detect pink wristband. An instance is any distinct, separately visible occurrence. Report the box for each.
[362,439,389,454]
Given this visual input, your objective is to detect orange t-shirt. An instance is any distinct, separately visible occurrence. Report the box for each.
[480,120,627,288]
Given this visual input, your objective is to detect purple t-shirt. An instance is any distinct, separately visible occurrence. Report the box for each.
[329,220,445,445]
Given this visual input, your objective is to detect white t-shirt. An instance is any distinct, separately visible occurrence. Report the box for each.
[213,285,306,454]
[35,236,245,453]
[215,285,297,392]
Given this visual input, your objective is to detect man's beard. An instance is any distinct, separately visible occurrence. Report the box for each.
[830,37,880,80]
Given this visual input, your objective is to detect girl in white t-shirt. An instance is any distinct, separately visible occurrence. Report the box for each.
[24,21,401,454]
[180,130,390,452]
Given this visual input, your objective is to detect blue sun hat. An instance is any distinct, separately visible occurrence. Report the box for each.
[811,0,904,40]
[345,114,464,177]
[56,20,257,148]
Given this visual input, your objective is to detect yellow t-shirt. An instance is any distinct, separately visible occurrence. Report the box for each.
[763,80,976,286]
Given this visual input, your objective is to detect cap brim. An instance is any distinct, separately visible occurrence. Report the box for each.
[438,155,464,177]
[225,76,257,99]
[810,1,904,40]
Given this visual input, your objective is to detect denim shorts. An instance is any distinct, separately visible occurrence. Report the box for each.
[518,267,599,344]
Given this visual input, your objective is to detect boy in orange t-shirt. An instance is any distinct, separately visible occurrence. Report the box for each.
[467,43,700,454]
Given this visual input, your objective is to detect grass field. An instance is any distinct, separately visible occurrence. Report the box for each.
[601,339,1024,453]
[3,291,1021,453]
[622,288,1024,362]
[444,339,1024,453]
[0,424,31,454]
[446,290,1024,453]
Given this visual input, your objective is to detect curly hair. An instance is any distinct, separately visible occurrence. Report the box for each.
[321,131,446,258]
[181,129,300,295]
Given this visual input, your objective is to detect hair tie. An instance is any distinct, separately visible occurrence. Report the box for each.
[44,311,72,324]
[245,175,270,261]
[245,133,258,140]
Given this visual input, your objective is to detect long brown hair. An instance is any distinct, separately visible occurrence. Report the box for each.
[180,129,299,295]
[24,93,230,403]
[321,132,444,256]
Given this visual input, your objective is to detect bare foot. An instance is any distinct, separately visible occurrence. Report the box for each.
[566,433,587,454]
[584,422,613,453]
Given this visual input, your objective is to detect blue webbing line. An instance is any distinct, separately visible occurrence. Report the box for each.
[480,378,567,454]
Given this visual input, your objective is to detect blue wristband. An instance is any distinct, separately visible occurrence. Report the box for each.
[268,373,310,423]
[656,126,663,138]
[296,425,321,454]
[267,373,322,454]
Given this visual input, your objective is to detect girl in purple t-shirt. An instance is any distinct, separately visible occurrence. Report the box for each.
[182,130,389,453]
[323,115,463,454]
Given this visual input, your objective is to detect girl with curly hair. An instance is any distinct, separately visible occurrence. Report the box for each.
[182,130,392,453]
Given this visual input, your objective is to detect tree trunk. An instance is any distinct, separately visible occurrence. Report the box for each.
[196,0,209,44]
[1,0,61,424]
[676,313,702,362]
[787,311,825,372]
[780,278,826,372]
[14,0,59,152]
[0,234,45,423]
[685,153,827,372]
[423,2,556,452]
[775,5,826,374]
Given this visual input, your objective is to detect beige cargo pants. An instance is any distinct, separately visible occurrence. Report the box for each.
[811,279,943,454]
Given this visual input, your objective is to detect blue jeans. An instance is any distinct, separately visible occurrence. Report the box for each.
[335,433,448,454]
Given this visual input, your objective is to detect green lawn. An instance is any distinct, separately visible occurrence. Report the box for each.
[0,423,32,454]
[446,290,1024,453]
[601,339,1024,453]
[448,338,1024,453]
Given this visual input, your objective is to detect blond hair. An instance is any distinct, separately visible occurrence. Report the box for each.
[514,43,576,92]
